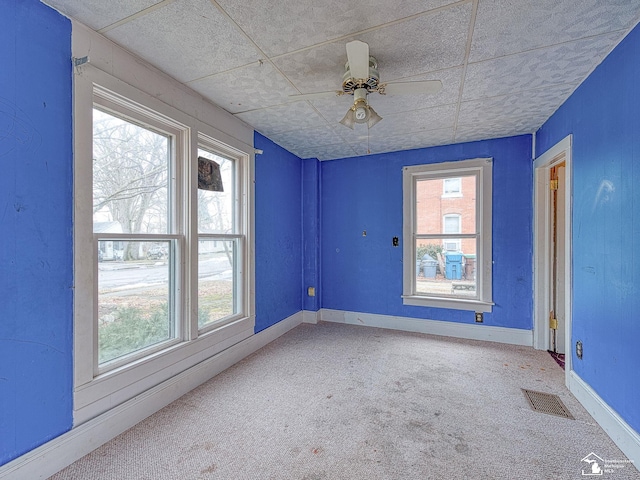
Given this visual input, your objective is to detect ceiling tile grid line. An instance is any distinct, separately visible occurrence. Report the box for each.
[43,0,640,160]
[97,0,177,33]
[452,0,480,140]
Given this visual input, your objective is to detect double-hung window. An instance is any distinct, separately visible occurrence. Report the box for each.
[402,158,493,312]
[74,66,254,424]
[92,89,184,370]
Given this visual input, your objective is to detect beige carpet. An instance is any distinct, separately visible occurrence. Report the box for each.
[51,322,639,479]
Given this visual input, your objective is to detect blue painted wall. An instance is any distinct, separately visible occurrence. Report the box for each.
[302,159,321,312]
[536,24,640,434]
[254,133,304,332]
[0,0,73,466]
[320,136,533,329]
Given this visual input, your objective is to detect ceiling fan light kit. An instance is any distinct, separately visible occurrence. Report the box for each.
[339,87,382,129]
[289,40,442,131]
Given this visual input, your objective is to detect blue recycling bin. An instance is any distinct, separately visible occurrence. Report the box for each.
[445,252,464,280]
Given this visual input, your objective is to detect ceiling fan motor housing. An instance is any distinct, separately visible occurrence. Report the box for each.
[342,56,379,94]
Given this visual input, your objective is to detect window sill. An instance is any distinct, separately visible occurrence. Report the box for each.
[402,295,493,312]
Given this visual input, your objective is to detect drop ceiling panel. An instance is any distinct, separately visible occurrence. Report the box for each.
[470,0,640,62]
[295,143,363,161]
[454,124,532,145]
[44,0,163,30]
[457,83,577,132]
[235,101,328,137]
[368,127,455,155]
[367,104,457,138]
[267,125,347,153]
[215,0,460,57]
[103,0,262,83]
[463,32,622,101]
[273,3,471,96]
[188,62,298,114]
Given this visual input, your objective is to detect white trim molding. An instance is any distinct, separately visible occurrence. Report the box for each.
[319,309,533,346]
[0,312,303,480]
[569,371,640,471]
[302,310,320,324]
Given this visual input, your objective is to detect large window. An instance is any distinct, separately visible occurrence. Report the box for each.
[92,95,180,370]
[402,158,493,312]
[74,67,254,423]
[197,143,242,330]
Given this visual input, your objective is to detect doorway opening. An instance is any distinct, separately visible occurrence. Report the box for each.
[533,135,572,383]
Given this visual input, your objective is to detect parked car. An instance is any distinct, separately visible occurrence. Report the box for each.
[146,245,167,260]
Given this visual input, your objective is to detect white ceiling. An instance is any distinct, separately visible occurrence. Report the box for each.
[44,0,640,160]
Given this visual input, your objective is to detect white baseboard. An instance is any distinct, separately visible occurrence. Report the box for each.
[0,311,303,480]
[302,310,320,324]
[319,308,533,346]
[568,371,640,471]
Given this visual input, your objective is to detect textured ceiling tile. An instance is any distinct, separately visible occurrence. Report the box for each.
[43,0,162,30]
[368,127,455,154]
[104,0,261,83]
[454,124,533,145]
[356,3,472,79]
[216,0,459,57]
[369,103,457,138]
[273,3,471,96]
[235,102,328,136]
[296,143,361,161]
[457,84,576,130]
[188,62,298,114]
[470,0,640,62]
[463,32,622,101]
[267,125,346,152]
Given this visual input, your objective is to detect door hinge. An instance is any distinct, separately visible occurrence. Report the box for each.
[549,179,559,191]
[549,317,558,330]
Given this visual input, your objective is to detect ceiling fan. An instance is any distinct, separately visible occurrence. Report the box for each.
[289,40,442,129]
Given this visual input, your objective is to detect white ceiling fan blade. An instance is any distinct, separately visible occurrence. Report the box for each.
[382,80,442,96]
[288,91,343,102]
[346,40,370,79]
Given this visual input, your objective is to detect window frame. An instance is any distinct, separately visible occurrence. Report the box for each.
[73,64,255,425]
[92,89,185,374]
[402,158,493,312]
[195,137,246,333]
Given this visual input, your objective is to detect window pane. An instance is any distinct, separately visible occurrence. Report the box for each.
[415,238,477,298]
[93,108,169,234]
[197,149,234,234]
[198,239,237,328]
[443,178,461,195]
[416,175,476,234]
[443,215,461,234]
[98,240,174,364]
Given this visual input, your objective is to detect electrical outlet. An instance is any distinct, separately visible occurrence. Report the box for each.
[576,340,583,359]
[475,312,483,323]
[307,287,315,297]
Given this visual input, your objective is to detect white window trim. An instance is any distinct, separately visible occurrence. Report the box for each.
[402,158,493,312]
[73,64,255,425]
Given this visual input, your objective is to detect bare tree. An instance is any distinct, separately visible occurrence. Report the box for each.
[93,109,168,259]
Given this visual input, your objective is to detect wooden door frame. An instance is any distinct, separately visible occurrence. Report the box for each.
[533,135,573,382]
